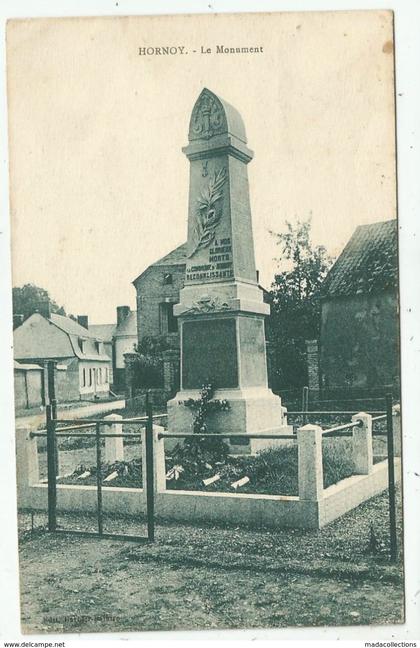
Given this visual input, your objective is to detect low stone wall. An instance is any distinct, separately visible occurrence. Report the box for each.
[26,460,398,530]
[15,409,402,530]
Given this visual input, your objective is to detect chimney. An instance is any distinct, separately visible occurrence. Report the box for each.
[117,305,130,327]
[77,315,89,329]
[36,300,51,320]
[13,314,24,329]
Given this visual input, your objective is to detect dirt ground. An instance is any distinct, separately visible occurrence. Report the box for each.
[18,487,404,634]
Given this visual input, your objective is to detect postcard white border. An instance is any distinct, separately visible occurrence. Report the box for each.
[1,0,419,644]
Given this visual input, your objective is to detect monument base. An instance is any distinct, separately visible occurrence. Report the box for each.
[167,387,293,455]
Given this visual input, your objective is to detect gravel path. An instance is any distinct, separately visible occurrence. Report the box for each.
[18,486,404,634]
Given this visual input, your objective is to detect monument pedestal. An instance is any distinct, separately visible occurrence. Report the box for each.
[167,281,292,454]
[166,88,290,454]
[168,386,292,455]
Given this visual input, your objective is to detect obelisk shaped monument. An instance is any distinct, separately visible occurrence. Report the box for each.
[168,88,289,452]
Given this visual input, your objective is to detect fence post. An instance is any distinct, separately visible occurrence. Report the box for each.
[351,412,373,474]
[392,404,401,458]
[15,425,39,509]
[46,404,57,532]
[297,424,323,501]
[103,414,124,464]
[145,399,155,542]
[95,422,104,535]
[386,393,397,562]
[46,360,59,476]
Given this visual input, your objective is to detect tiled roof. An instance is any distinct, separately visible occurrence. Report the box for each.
[89,311,137,340]
[14,313,111,362]
[14,360,43,371]
[50,313,96,338]
[133,242,188,285]
[152,242,188,266]
[88,324,116,341]
[322,219,398,298]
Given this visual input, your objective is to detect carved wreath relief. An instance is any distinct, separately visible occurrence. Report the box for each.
[187,294,231,314]
[188,167,227,258]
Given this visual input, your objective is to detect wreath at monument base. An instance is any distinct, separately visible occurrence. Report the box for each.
[171,383,230,470]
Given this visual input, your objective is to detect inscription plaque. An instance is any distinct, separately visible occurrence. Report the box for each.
[186,236,234,283]
[182,318,238,389]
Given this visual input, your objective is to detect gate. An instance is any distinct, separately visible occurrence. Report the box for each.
[32,398,156,543]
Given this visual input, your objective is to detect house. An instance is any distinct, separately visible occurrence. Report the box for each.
[89,306,137,391]
[315,219,399,395]
[13,307,112,402]
[132,243,188,347]
[131,242,271,396]
[132,242,270,345]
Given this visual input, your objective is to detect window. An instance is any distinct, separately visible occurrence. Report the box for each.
[81,368,86,387]
[78,337,86,353]
[167,303,178,333]
[88,368,92,387]
[163,273,173,285]
[97,368,101,385]
[106,367,109,383]
[159,302,178,334]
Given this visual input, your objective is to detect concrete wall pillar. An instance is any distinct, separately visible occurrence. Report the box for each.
[305,339,320,391]
[141,425,166,495]
[281,405,288,425]
[153,425,166,493]
[162,349,180,394]
[16,425,39,508]
[102,414,124,464]
[351,412,373,474]
[123,352,138,399]
[297,424,323,501]
[392,404,401,458]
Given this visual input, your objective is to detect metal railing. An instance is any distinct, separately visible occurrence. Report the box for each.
[34,397,161,543]
[35,392,399,561]
[157,431,297,441]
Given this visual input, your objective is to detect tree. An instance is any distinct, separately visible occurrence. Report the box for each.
[268,217,333,390]
[12,283,67,322]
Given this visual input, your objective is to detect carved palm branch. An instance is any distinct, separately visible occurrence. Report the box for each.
[189,167,227,257]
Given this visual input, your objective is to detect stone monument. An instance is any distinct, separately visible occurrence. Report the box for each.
[167,88,291,453]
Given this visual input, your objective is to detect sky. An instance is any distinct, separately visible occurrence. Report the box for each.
[6,10,396,323]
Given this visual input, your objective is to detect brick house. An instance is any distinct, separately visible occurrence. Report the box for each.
[131,242,271,396]
[89,306,137,391]
[312,219,399,394]
[13,309,112,402]
[132,242,188,348]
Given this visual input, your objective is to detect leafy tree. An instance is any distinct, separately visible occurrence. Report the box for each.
[135,335,174,356]
[12,283,67,322]
[268,217,333,390]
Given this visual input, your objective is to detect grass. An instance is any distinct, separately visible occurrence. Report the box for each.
[56,439,365,495]
[44,412,390,496]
